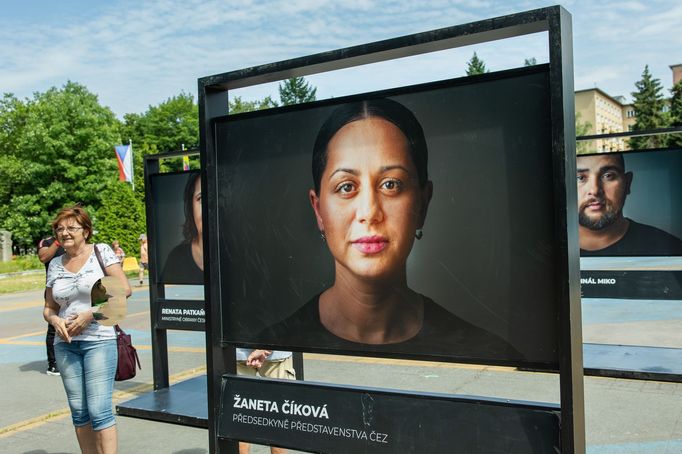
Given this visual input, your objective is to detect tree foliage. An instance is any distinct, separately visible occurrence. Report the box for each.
[575,112,594,155]
[466,52,488,76]
[94,180,146,257]
[669,80,682,148]
[122,92,199,153]
[279,77,317,106]
[628,65,668,149]
[0,76,322,253]
[228,95,279,114]
[0,82,122,249]
[120,92,200,185]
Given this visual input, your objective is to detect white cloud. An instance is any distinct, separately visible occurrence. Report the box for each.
[0,0,679,115]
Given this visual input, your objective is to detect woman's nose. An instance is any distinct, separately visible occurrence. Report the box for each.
[355,189,383,225]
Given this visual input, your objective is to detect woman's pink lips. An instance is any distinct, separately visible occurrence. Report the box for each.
[352,236,388,254]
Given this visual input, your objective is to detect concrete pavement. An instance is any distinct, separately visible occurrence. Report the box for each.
[1,282,681,453]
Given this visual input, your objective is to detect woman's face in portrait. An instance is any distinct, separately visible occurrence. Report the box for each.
[193,176,202,238]
[310,117,431,281]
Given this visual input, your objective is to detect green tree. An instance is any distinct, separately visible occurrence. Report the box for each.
[123,92,199,153]
[524,57,537,66]
[119,92,200,185]
[575,112,594,154]
[628,65,668,149]
[466,52,488,76]
[279,77,317,106]
[228,95,278,114]
[669,80,682,148]
[94,179,146,257]
[0,82,122,249]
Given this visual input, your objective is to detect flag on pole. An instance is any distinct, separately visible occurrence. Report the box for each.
[114,144,133,183]
[183,155,190,171]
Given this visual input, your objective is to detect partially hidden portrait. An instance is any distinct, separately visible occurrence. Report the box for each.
[577,152,682,257]
[216,66,562,367]
[152,170,204,285]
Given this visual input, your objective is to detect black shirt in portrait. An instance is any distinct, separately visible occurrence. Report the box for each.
[581,219,682,257]
[161,242,204,284]
[259,294,522,363]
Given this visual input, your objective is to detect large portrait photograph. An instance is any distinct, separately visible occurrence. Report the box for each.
[577,149,682,257]
[150,170,204,285]
[214,65,562,368]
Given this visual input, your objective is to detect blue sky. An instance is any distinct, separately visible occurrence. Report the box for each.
[1,0,680,117]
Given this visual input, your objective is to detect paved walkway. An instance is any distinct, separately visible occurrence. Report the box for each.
[1,283,681,453]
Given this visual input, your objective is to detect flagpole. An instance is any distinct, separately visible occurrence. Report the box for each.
[129,139,134,191]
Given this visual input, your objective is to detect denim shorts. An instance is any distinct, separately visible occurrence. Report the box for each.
[54,339,118,431]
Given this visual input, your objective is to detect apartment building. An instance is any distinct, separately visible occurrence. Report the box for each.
[575,88,629,151]
[575,63,680,152]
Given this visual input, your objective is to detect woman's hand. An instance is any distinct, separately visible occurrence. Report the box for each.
[44,289,71,342]
[50,316,72,343]
[66,311,94,337]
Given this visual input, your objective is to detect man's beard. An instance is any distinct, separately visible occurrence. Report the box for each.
[579,200,622,230]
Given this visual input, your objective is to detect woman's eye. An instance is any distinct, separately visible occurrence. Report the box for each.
[381,179,402,192]
[336,183,355,194]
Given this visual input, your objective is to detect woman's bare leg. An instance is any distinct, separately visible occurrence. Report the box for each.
[75,424,97,454]
[95,425,117,454]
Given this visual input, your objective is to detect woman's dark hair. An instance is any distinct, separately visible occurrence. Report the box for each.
[182,172,201,241]
[312,98,428,194]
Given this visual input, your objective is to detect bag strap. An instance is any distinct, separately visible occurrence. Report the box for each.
[93,244,107,275]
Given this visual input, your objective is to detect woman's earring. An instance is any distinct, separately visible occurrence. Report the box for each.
[415,229,423,240]
[320,232,326,242]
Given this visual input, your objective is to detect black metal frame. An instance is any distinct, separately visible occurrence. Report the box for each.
[199,6,583,453]
[117,150,210,426]
[144,151,204,388]
[576,140,682,383]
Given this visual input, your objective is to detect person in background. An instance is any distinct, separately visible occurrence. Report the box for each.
[138,234,148,286]
[112,240,125,263]
[38,235,65,376]
[237,348,294,454]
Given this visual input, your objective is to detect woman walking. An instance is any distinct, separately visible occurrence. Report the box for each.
[43,206,131,453]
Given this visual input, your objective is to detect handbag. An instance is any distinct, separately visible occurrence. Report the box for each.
[93,244,141,381]
[114,324,141,381]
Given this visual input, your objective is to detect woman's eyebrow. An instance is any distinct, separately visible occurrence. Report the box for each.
[380,165,410,173]
[329,168,358,178]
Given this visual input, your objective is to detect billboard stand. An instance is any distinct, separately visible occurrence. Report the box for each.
[116,150,208,427]
[116,150,306,427]
[576,134,682,383]
[200,6,584,454]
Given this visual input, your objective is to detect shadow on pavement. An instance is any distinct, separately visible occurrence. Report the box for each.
[19,360,46,373]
